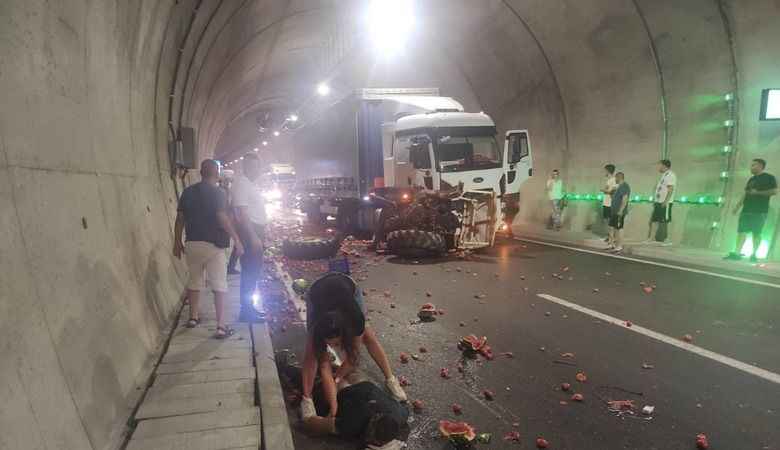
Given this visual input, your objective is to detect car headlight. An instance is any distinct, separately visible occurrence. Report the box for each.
[263,189,282,200]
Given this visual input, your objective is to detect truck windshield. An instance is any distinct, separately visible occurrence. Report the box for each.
[436,136,501,172]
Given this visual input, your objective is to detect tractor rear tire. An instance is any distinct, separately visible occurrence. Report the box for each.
[386,229,446,258]
[282,236,339,260]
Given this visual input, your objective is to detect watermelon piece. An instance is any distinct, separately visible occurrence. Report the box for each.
[439,420,476,442]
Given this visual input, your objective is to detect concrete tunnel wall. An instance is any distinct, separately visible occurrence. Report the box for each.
[1,1,779,450]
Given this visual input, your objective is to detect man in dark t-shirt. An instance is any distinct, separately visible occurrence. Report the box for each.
[725,158,777,262]
[174,160,244,338]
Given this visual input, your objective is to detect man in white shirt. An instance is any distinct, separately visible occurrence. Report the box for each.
[600,164,617,243]
[232,153,268,322]
[646,159,676,244]
[546,169,564,230]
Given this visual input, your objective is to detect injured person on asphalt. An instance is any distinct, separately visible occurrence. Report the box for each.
[276,349,409,449]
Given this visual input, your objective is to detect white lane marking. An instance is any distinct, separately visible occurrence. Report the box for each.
[518,237,780,289]
[537,293,780,385]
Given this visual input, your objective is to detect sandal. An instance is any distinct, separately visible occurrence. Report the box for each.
[215,325,234,339]
[185,318,200,328]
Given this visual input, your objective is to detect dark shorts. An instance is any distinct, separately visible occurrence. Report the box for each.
[651,203,672,223]
[602,206,612,219]
[737,212,767,235]
[609,214,627,230]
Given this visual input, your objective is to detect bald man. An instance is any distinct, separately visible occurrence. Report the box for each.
[174,159,244,338]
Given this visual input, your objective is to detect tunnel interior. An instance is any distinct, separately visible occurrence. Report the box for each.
[1,1,779,449]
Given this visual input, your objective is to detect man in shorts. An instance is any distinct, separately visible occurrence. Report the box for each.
[174,159,244,338]
[600,164,617,243]
[646,159,676,244]
[607,172,630,253]
[725,158,777,262]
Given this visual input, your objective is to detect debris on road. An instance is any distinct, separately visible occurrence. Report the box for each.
[452,403,463,415]
[571,393,584,402]
[458,334,493,359]
[400,352,410,364]
[412,399,424,412]
[575,372,588,382]
[561,382,571,392]
[501,351,514,358]
[682,334,694,343]
[440,367,450,379]
[625,320,633,327]
[439,420,476,445]
[593,288,600,293]
[418,303,437,321]
[536,437,550,448]
[398,375,410,386]
[419,346,428,353]
[411,354,421,361]
[696,433,710,449]
[642,363,655,370]
[643,286,654,294]
[476,433,492,444]
[607,400,636,411]
[560,352,575,358]
[504,431,521,442]
[642,405,655,415]
[483,389,495,400]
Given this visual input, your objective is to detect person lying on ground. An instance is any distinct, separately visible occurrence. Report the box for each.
[277,349,408,449]
[300,273,407,421]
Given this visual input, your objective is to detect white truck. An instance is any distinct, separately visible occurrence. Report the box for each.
[296,88,533,255]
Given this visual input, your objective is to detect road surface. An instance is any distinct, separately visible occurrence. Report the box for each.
[270,236,780,450]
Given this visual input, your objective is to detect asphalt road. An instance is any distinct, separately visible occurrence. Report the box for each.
[271,237,780,450]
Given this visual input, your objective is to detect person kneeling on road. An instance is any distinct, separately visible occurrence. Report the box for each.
[300,273,407,421]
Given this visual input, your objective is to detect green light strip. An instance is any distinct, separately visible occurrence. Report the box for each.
[563,193,723,205]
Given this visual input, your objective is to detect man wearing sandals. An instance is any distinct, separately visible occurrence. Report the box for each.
[174,159,244,339]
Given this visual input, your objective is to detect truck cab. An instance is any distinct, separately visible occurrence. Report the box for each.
[387,111,532,233]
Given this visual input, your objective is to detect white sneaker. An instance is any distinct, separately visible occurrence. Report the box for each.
[610,247,624,253]
[659,241,672,247]
[385,376,408,402]
[300,396,316,420]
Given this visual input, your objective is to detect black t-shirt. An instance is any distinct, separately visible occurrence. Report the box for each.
[178,181,230,248]
[308,273,366,336]
[743,172,777,214]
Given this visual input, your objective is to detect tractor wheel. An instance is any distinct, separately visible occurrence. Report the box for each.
[282,236,339,260]
[386,229,446,258]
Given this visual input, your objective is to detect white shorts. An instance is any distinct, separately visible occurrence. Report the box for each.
[185,241,228,293]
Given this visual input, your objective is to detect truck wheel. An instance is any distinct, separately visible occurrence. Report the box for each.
[386,230,446,258]
[282,237,339,260]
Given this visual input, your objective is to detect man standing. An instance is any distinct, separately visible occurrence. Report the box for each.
[232,153,268,322]
[546,169,564,231]
[646,159,676,244]
[607,172,631,253]
[600,164,617,243]
[174,159,244,338]
[725,159,777,262]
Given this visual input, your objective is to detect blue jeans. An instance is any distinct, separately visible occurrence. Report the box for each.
[239,224,265,313]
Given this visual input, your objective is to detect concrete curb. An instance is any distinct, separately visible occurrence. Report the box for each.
[252,322,295,450]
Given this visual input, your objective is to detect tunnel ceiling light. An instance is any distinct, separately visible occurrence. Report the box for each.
[262,141,268,146]
[253,147,259,152]
[366,0,415,57]
[273,131,281,137]
[288,114,299,122]
[317,82,331,96]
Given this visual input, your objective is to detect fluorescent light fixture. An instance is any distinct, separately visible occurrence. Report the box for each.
[253,147,259,152]
[367,0,415,57]
[262,141,268,146]
[760,88,780,120]
[273,131,280,137]
[289,114,299,122]
[317,82,330,96]
[240,156,244,160]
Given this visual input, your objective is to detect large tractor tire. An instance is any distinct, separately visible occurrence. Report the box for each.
[386,229,446,258]
[282,236,339,260]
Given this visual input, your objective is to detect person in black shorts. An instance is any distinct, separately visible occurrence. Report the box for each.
[725,158,777,262]
[646,160,677,244]
[299,273,407,423]
[607,172,631,253]
[600,164,617,243]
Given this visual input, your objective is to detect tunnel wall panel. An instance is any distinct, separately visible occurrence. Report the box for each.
[0,1,186,449]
